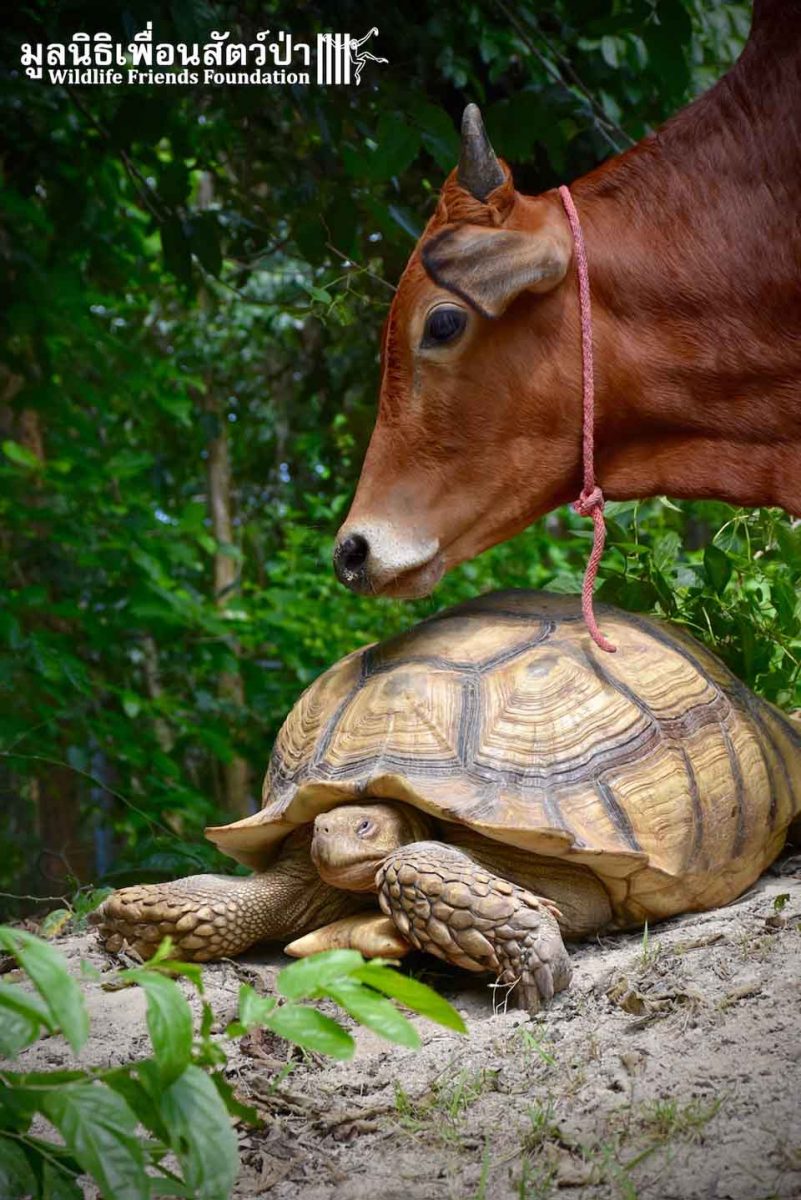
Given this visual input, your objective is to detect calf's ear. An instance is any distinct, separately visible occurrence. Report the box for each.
[421,223,570,319]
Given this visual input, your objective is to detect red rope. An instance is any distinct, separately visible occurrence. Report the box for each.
[558,184,616,654]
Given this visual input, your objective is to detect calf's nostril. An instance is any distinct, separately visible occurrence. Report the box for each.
[336,533,370,573]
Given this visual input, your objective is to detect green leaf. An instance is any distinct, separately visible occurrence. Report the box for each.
[137,939,204,989]
[276,949,364,1000]
[352,964,467,1032]
[119,971,193,1085]
[265,1003,354,1059]
[236,983,277,1029]
[105,1066,170,1145]
[704,544,733,595]
[0,981,54,1057]
[0,1005,42,1060]
[2,440,41,470]
[600,34,621,67]
[42,1082,149,1200]
[0,928,88,1054]
[158,1066,238,1200]
[147,1178,194,1197]
[409,98,460,172]
[156,390,193,426]
[771,577,799,629]
[0,1134,38,1198]
[363,117,421,182]
[121,691,142,718]
[38,909,74,940]
[653,531,681,576]
[41,1159,84,1200]
[643,0,692,102]
[325,979,420,1048]
[107,450,155,479]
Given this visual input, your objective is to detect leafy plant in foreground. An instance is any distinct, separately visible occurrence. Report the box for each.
[0,928,465,1199]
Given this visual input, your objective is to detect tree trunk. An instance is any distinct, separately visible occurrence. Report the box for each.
[9,403,93,886]
[206,411,251,818]
[195,170,252,820]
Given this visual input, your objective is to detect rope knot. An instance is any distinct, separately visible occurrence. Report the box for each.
[574,486,604,518]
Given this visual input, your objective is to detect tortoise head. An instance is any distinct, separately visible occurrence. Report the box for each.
[311,802,432,891]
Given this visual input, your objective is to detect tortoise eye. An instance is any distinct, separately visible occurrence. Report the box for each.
[357,818,373,838]
[421,304,467,348]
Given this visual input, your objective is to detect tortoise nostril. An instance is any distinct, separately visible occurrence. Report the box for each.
[334,532,370,584]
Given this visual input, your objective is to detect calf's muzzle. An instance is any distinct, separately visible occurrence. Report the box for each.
[333,521,443,597]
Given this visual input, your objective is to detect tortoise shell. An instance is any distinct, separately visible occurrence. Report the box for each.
[207,591,801,924]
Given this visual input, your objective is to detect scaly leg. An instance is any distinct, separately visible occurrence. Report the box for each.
[376,841,572,1011]
[91,828,368,961]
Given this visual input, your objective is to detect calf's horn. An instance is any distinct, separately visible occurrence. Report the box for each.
[457,103,505,201]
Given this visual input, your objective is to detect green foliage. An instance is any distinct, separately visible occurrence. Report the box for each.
[1,0,790,915]
[594,502,801,706]
[0,928,464,1199]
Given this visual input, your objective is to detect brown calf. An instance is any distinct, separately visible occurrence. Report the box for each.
[334,0,801,599]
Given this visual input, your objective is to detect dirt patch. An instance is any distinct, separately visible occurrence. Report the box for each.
[13,861,801,1200]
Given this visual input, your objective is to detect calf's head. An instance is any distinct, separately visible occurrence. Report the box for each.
[334,105,581,598]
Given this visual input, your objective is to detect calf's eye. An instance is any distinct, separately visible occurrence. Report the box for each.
[422,305,467,347]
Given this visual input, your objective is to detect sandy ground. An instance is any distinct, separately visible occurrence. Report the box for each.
[10,854,801,1200]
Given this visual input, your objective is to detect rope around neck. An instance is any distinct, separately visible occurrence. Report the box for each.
[557,185,616,654]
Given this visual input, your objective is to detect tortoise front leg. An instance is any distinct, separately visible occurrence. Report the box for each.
[92,828,368,962]
[376,842,572,1011]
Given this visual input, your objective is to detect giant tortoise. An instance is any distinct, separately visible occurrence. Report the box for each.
[94,591,801,1010]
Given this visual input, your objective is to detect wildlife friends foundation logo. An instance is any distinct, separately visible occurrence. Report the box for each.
[20,23,388,88]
